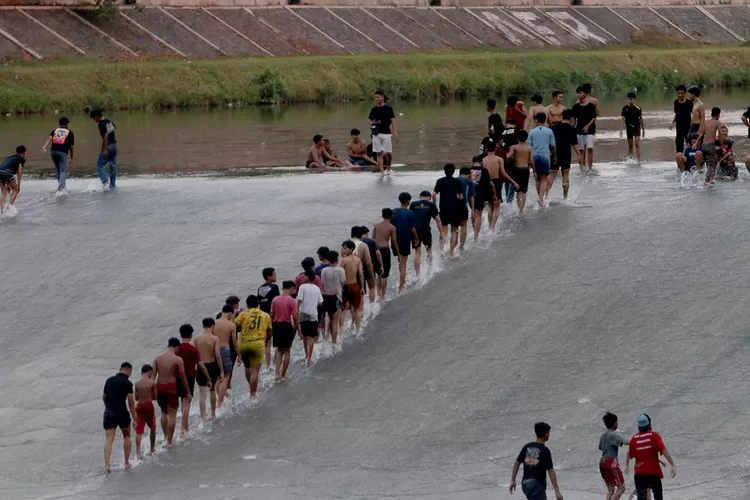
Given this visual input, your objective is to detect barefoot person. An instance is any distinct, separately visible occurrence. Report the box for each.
[670,85,693,154]
[392,192,418,288]
[320,251,346,344]
[483,140,516,229]
[270,281,299,381]
[360,226,383,303]
[687,87,705,148]
[350,226,375,302]
[675,134,703,172]
[508,131,533,216]
[347,128,377,167]
[0,146,25,214]
[194,318,223,421]
[306,135,329,171]
[528,112,556,206]
[620,92,645,163]
[102,362,136,472]
[410,190,440,276]
[42,117,75,193]
[624,414,677,500]
[549,109,579,200]
[548,91,566,126]
[470,157,494,242]
[176,324,208,439]
[340,240,365,330]
[573,86,598,173]
[235,295,273,399]
[369,90,398,176]
[433,164,464,258]
[599,412,630,500]
[258,267,279,370]
[296,269,323,363]
[134,364,157,459]
[372,209,398,301]
[510,422,564,500]
[153,338,190,448]
[89,109,117,189]
[698,107,724,185]
[215,305,238,408]
[526,94,547,129]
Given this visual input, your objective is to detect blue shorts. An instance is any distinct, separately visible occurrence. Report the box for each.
[220,347,234,376]
[533,155,551,176]
[349,157,370,167]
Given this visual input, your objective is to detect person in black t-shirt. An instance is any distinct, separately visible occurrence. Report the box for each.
[510,422,563,500]
[620,92,645,163]
[257,267,280,369]
[368,90,398,177]
[549,110,580,201]
[90,109,118,189]
[670,85,694,153]
[487,98,504,136]
[0,145,26,214]
[42,116,75,193]
[103,362,136,472]
[742,106,750,139]
[409,190,440,277]
[432,163,464,258]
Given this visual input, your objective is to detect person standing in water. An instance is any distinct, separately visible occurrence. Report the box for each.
[320,251,346,344]
[176,324,208,439]
[296,269,323,364]
[549,109,579,201]
[620,93,645,163]
[194,318,223,421]
[528,113,556,207]
[391,192,418,289]
[510,422,564,500]
[372,209,398,301]
[235,295,273,399]
[340,240,364,331]
[215,305,238,408]
[89,109,117,189]
[258,267,279,370]
[547,91,566,126]
[687,87,705,147]
[153,338,190,448]
[134,364,157,459]
[270,281,299,381]
[0,146,25,214]
[42,117,75,193]
[572,86,598,173]
[102,362,136,472]
[369,90,398,177]
[409,190,440,277]
[670,85,693,153]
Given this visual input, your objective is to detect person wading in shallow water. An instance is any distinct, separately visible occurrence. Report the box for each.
[102,362,136,473]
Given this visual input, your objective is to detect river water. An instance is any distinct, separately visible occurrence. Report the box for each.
[2,90,750,500]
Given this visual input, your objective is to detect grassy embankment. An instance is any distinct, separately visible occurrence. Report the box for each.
[3,46,750,113]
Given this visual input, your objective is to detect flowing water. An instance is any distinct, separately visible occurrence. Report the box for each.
[2,89,750,500]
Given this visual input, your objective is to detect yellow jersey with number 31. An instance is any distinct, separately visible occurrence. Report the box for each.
[235,308,272,344]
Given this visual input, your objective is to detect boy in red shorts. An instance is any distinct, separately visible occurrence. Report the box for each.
[599,412,629,500]
[134,364,157,458]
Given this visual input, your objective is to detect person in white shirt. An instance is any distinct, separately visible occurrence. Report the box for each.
[296,270,324,364]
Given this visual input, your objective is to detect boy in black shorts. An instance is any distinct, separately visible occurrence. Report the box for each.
[620,92,645,162]
[549,109,580,200]
[409,190,440,278]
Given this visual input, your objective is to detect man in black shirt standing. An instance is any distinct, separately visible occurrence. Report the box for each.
[103,362,136,472]
[549,110,579,201]
[432,164,464,259]
[670,85,694,153]
[620,92,645,163]
[90,109,118,190]
[409,190,440,278]
[42,117,75,193]
[257,267,279,369]
[368,90,398,177]
[510,422,564,500]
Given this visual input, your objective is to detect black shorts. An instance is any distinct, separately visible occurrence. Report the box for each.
[197,361,220,387]
[511,166,531,193]
[440,209,460,227]
[396,234,411,256]
[634,474,663,500]
[177,376,195,398]
[103,409,131,430]
[363,262,373,282]
[0,170,16,184]
[688,123,700,141]
[474,184,491,210]
[491,178,504,203]
[626,126,641,140]
[322,295,340,316]
[457,205,469,223]
[301,320,319,337]
[272,321,295,349]
[379,245,391,278]
[416,227,432,248]
[550,155,571,172]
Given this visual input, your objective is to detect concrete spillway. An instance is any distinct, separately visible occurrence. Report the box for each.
[0,5,748,60]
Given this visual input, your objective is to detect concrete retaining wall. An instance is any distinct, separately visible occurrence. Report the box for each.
[1,5,750,59]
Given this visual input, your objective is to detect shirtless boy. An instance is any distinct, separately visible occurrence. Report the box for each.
[688,87,705,146]
[482,141,516,231]
[194,318,223,421]
[372,208,399,301]
[134,364,157,458]
[347,128,377,167]
[215,305,238,408]
[698,107,724,184]
[323,139,351,169]
[548,91,566,125]
[340,240,365,332]
[306,134,330,171]
[153,338,190,447]
[350,226,375,302]
[508,131,533,216]
[527,94,547,129]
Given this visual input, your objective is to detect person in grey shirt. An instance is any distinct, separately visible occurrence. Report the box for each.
[599,412,630,500]
[320,250,345,345]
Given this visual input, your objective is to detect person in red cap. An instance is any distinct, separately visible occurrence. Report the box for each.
[624,414,676,500]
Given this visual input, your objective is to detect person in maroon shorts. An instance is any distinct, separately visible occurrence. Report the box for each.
[599,412,629,500]
[134,364,157,458]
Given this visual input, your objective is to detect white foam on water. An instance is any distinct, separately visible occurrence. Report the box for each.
[86,180,106,193]
[0,204,18,219]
